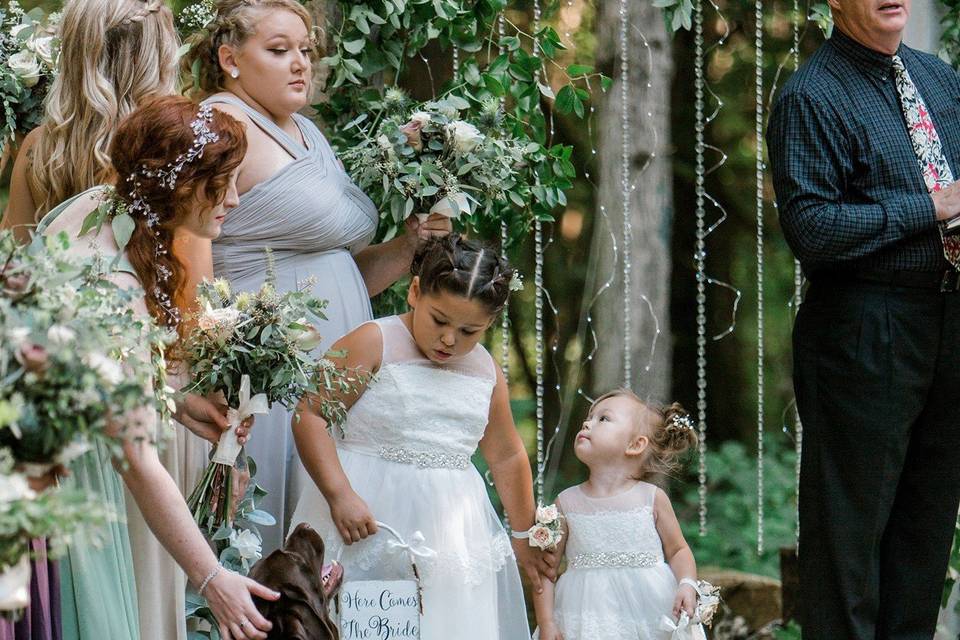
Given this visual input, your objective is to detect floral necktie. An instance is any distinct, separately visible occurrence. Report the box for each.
[891,54,960,268]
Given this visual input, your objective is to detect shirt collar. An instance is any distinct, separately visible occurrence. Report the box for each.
[830,28,903,80]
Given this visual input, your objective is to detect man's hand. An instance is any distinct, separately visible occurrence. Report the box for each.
[932,182,960,222]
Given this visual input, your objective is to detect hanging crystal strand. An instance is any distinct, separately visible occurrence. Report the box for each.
[452,44,460,76]
[754,0,766,556]
[618,0,633,388]
[790,0,803,550]
[498,12,510,377]
[693,0,709,537]
[532,0,546,504]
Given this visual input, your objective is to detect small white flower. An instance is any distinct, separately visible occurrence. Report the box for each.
[536,503,559,524]
[47,325,75,346]
[229,528,262,562]
[377,134,392,150]
[509,272,524,292]
[7,327,29,345]
[447,121,483,154]
[84,352,124,386]
[317,358,336,372]
[7,51,41,87]
[409,111,432,127]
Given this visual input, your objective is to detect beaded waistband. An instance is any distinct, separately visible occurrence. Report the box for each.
[568,551,663,569]
[339,442,471,469]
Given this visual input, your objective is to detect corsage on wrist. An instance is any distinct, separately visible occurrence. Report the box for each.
[511,503,564,550]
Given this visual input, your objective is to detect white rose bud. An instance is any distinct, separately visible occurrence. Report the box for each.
[447,121,483,154]
[7,51,41,87]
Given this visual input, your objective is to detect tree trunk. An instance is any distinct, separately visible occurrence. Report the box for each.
[592,3,673,400]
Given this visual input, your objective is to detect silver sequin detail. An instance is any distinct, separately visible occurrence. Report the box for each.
[378,446,470,469]
[568,552,663,569]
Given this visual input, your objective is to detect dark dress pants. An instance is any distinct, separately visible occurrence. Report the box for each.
[795,278,960,640]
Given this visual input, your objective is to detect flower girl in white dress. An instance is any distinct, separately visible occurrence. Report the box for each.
[290,234,551,640]
[534,390,706,640]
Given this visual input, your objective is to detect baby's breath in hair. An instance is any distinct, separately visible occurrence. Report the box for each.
[178,0,216,31]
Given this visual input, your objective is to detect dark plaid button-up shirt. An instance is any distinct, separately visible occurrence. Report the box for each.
[767,29,960,274]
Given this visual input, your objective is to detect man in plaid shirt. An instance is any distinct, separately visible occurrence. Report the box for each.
[767,1,960,638]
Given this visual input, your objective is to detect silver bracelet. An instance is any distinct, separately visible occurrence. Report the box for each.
[678,577,700,597]
[198,563,222,596]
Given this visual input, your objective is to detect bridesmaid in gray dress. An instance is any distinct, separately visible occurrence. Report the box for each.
[183,0,451,553]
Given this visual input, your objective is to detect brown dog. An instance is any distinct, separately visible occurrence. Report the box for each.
[250,522,343,639]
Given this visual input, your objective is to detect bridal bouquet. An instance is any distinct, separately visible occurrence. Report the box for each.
[340,95,536,234]
[183,269,362,544]
[0,231,174,475]
[0,2,59,155]
[0,450,113,618]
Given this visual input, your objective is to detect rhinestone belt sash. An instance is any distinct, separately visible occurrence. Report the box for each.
[568,551,663,569]
[377,446,470,469]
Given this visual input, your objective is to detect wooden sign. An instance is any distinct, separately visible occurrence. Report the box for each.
[338,579,421,639]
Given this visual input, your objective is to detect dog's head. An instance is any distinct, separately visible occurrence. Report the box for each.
[251,523,343,640]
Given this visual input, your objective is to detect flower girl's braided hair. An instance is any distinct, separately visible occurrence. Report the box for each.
[411,234,515,314]
[180,0,316,97]
[591,390,697,480]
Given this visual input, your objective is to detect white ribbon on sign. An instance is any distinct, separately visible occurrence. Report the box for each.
[211,374,269,465]
[0,556,30,612]
[658,612,707,640]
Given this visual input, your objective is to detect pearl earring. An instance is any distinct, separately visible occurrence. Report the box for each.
[230,69,239,79]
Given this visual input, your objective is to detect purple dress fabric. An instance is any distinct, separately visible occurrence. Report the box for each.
[0,540,61,640]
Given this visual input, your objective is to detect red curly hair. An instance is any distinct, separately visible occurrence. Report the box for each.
[109,95,246,332]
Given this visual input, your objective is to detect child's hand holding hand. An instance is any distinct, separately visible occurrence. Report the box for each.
[512,538,558,593]
[672,581,698,619]
[329,489,378,544]
[537,621,565,640]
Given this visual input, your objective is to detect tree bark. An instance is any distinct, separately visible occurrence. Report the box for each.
[592,3,673,400]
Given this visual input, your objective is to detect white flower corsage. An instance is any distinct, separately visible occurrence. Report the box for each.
[511,503,564,550]
[509,271,524,292]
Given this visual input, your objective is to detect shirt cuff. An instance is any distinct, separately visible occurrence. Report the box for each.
[883,192,938,237]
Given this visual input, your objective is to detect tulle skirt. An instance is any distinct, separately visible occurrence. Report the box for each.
[542,564,679,640]
[289,446,531,640]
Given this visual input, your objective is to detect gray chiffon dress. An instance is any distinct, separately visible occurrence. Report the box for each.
[206,95,379,554]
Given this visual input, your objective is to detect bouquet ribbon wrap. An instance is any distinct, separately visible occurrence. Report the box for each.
[0,556,31,612]
[658,613,706,640]
[211,374,269,465]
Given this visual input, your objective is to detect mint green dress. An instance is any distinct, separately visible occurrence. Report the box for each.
[37,187,141,640]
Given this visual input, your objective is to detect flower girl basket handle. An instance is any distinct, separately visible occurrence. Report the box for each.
[335,520,432,615]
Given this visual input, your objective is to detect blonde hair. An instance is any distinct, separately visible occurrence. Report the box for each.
[29,0,179,217]
[590,390,697,480]
[181,0,314,98]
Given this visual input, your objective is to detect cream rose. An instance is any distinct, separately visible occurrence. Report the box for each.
[229,528,262,562]
[447,121,483,154]
[26,35,55,68]
[536,503,559,524]
[528,525,555,550]
[198,306,241,341]
[7,51,41,87]
[84,352,123,386]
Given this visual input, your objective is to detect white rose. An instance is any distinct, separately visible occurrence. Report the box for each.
[7,51,41,87]
[409,111,432,127]
[536,503,559,524]
[528,525,555,550]
[198,306,241,341]
[229,528,262,562]
[26,35,55,68]
[0,472,35,506]
[447,121,483,154]
[84,352,124,386]
[47,325,75,346]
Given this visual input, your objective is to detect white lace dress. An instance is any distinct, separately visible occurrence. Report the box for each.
[545,482,699,640]
[289,316,530,640]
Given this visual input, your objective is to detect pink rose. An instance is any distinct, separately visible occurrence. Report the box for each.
[400,121,424,152]
[15,342,49,373]
[1,269,31,300]
[528,525,555,550]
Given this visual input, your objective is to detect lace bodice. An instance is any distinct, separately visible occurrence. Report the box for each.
[339,316,497,459]
[560,482,665,568]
